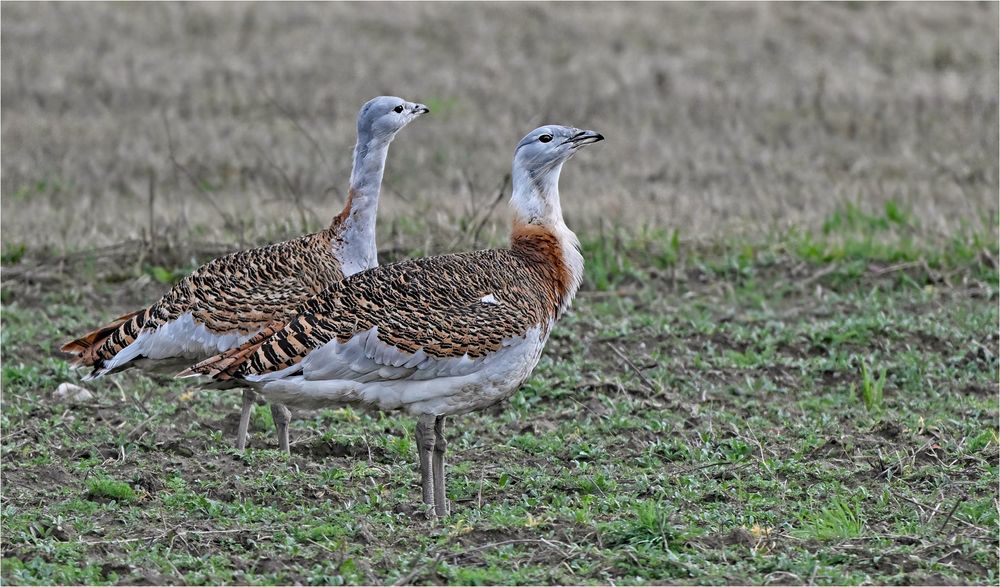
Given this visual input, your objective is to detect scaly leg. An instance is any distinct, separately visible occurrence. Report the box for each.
[432,416,449,517]
[415,414,437,512]
[235,389,255,451]
[270,403,292,454]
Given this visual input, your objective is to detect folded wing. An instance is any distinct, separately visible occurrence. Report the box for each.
[64,230,342,377]
[184,250,558,384]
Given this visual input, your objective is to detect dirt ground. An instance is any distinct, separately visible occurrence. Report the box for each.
[2,236,997,584]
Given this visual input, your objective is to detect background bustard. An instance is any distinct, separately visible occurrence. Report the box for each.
[181,125,604,516]
[61,96,429,453]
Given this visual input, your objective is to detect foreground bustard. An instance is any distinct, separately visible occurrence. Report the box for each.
[181,125,604,516]
[61,96,429,452]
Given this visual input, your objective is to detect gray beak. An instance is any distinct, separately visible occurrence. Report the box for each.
[564,129,605,146]
[413,103,430,115]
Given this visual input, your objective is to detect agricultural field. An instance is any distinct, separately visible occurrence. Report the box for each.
[2,2,998,586]
[2,216,998,585]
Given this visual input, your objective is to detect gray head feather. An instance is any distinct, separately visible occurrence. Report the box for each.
[351,96,429,182]
[513,125,604,178]
[356,96,430,147]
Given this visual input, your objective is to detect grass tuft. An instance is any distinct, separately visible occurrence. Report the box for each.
[795,498,865,541]
[86,478,137,503]
[857,361,887,414]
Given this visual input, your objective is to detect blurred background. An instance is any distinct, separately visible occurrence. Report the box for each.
[2,2,997,256]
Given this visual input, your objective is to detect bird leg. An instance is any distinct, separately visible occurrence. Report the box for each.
[432,416,449,517]
[415,414,437,513]
[236,389,256,450]
[270,403,292,454]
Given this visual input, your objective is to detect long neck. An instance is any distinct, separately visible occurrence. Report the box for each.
[510,161,565,225]
[332,138,390,277]
[509,162,584,317]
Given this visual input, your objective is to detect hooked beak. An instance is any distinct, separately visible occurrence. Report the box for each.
[564,129,605,147]
[413,103,430,115]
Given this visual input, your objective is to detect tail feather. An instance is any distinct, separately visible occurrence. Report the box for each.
[177,320,284,380]
[61,310,144,365]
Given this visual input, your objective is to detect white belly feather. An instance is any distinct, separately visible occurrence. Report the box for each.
[246,324,550,417]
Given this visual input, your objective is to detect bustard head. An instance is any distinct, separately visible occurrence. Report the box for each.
[510,125,604,226]
[357,96,430,146]
[513,125,604,178]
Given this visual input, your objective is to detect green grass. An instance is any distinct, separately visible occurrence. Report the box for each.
[1,220,997,585]
[857,361,887,415]
[794,498,865,541]
[1,243,27,265]
[86,479,138,503]
[574,200,998,294]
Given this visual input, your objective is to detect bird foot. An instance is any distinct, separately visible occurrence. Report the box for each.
[393,501,444,520]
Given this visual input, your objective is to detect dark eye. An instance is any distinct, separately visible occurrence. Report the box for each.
[538,134,553,143]
[393,105,404,113]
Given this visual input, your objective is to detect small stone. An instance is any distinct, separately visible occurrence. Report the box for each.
[53,382,94,403]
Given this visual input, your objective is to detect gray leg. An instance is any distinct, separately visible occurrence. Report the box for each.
[270,403,292,454]
[236,389,255,451]
[415,414,436,512]
[432,416,449,517]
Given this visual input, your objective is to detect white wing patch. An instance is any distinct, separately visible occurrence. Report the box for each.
[480,294,500,305]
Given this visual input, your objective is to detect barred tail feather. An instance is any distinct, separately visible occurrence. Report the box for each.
[60,310,144,365]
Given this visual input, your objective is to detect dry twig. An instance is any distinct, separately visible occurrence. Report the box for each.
[608,343,662,394]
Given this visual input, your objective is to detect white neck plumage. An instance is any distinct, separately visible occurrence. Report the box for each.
[334,138,391,277]
[510,161,585,317]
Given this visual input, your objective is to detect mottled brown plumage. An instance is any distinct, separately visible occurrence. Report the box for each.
[185,227,572,381]
[61,223,346,373]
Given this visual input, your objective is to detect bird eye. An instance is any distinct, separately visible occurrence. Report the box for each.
[393,105,404,113]
[538,134,553,143]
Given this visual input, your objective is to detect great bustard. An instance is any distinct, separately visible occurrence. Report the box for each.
[181,125,604,516]
[61,96,429,453]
